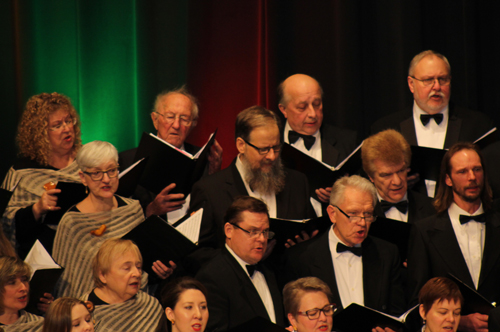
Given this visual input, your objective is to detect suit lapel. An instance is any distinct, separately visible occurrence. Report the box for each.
[228,159,249,197]
[362,237,383,309]
[428,214,474,287]
[222,249,271,320]
[321,133,340,167]
[444,112,461,148]
[262,266,285,326]
[400,117,418,146]
[407,191,422,224]
[310,233,343,308]
[478,212,500,288]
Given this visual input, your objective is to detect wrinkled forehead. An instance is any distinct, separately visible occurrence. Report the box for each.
[159,93,193,115]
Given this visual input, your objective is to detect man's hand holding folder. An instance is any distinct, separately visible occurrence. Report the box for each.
[146,183,186,217]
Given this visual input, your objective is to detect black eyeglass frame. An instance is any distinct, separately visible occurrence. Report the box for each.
[230,222,275,239]
[332,205,377,223]
[83,166,120,181]
[297,304,337,320]
[243,139,282,155]
[409,75,451,87]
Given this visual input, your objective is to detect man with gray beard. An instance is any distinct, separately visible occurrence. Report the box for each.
[189,105,316,263]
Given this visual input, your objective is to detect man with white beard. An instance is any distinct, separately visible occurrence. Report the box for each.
[371,50,493,197]
[189,105,316,255]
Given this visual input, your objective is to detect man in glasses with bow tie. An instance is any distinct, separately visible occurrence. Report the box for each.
[408,142,500,332]
[278,74,358,203]
[371,50,493,197]
[196,196,285,331]
[283,175,406,318]
[362,129,434,224]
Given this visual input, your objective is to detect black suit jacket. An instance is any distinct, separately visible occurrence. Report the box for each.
[195,248,285,332]
[283,230,406,316]
[407,210,500,306]
[317,123,358,167]
[374,190,435,224]
[370,104,494,148]
[189,158,316,250]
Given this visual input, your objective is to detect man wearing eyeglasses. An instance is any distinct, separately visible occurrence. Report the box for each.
[189,105,315,256]
[371,50,493,197]
[196,196,285,331]
[284,175,406,318]
[278,74,358,204]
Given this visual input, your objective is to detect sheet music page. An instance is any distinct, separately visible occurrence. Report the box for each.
[24,240,61,277]
[149,133,194,158]
[119,158,145,178]
[193,131,216,159]
[175,208,203,243]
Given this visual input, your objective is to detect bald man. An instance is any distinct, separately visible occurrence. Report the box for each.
[278,74,357,203]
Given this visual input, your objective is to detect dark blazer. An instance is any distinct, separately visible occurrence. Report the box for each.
[490,307,500,332]
[195,247,285,332]
[370,104,494,148]
[283,230,407,316]
[373,190,436,224]
[189,158,316,250]
[407,210,500,306]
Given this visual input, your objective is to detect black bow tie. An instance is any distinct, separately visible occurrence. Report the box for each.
[246,264,262,276]
[420,113,444,126]
[380,200,409,214]
[336,243,362,256]
[459,213,486,225]
[288,130,316,150]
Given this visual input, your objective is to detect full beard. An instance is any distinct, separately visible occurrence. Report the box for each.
[242,156,286,195]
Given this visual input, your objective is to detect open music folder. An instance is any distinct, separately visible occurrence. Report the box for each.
[134,130,217,196]
[122,208,203,276]
[280,142,363,196]
[24,240,63,314]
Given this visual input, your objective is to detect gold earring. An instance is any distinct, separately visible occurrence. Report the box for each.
[170,319,175,325]
[85,186,88,194]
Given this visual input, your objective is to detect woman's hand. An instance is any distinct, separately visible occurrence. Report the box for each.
[37,292,54,313]
[33,188,61,220]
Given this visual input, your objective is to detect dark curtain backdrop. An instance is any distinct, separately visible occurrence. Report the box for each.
[1,0,499,175]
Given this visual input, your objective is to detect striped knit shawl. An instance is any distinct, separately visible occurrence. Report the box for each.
[82,291,162,332]
[1,161,80,245]
[2,310,44,332]
[53,197,147,299]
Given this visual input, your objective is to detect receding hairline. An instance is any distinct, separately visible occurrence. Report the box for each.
[278,74,323,107]
[408,50,451,77]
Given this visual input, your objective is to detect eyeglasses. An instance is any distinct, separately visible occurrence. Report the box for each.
[298,304,337,320]
[83,166,120,181]
[48,117,76,131]
[154,112,193,126]
[243,139,281,155]
[230,223,275,239]
[333,205,376,223]
[409,76,451,87]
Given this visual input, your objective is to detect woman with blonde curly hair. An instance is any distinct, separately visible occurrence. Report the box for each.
[1,92,82,258]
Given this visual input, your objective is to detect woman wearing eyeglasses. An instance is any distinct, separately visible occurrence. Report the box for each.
[1,92,82,258]
[52,141,148,299]
[283,277,336,332]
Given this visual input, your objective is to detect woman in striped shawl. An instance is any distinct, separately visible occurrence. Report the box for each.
[53,141,147,299]
[81,238,162,332]
[0,257,44,332]
[1,92,82,258]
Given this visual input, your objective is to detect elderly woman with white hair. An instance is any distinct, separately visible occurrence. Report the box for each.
[52,141,150,299]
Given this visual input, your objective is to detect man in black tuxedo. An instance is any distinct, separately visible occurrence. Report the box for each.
[362,129,435,224]
[283,175,406,317]
[196,196,285,331]
[278,74,357,204]
[371,50,493,197]
[189,105,316,253]
[407,143,500,332]
[119,87,223,219]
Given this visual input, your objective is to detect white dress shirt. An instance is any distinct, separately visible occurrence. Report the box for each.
[235,155,277,218]
[328,227,364,308]
[448,202,485,289]
[225,244,276,322]
[413,101,449,197]
[378,192,409,222]
[284,121,322,161]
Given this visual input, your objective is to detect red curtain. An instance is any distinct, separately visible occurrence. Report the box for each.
[187,0,276,168]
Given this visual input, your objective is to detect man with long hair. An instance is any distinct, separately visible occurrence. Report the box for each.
[407,142,500,332]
